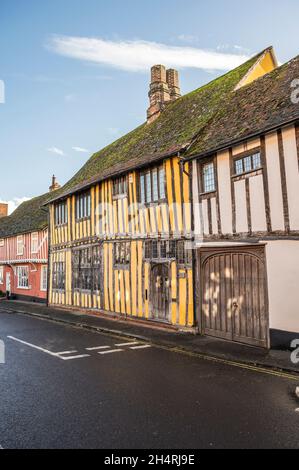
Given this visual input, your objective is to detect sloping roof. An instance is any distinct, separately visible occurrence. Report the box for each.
[0,191,56,238]
[49,49,270,202]
[186,54,299,158]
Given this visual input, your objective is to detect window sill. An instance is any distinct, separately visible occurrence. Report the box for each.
[140,199,167,208]
[114,265,130,270]
[74,289,92,294]
[112,194,128,201]
[75,217,91,223]
[55,223,68,228]
[200,190,217,198]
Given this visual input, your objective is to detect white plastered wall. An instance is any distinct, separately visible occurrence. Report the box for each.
[266,240,299,333]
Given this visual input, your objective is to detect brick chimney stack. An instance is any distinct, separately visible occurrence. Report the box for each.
[0,203,8,218]
[166,69,181,101]
[49,175,61,192]
[147,65,181,124]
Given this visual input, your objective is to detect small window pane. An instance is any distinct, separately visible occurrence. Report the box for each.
[203,163,216,193]
[243,156,252,173]
[145,241,151,259]
[252,153,261,170]
[152,169,158,202]
[146,172,152,203]
[140,175,145,204]
[152,241,158,259]
[160,241,167,259]
[159,167,165,199]
[235,159,243,175]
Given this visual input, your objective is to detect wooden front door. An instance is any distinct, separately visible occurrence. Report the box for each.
[151,264,169,322]
[201,247,269,348]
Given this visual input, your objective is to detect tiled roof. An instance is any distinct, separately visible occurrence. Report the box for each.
[48,49,270,202]
[0,191,55,238]
[186,54,299,157]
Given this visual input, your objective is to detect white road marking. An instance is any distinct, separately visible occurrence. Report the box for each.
[130,345,152,350]
[60,354,90,361]
[8,336,90,361]
[86,346,111,351]
[8,336,63,359]
[99,349,124,355]
[115,341,140,347]
[56,351,77,355]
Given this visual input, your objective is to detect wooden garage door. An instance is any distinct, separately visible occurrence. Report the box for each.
[201,248,269,348]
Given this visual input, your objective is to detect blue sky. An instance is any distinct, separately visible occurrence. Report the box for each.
[1,0,299,212]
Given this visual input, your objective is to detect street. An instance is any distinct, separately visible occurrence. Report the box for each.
[0,308,298,449]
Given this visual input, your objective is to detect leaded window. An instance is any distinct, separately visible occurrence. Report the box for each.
[73,248,92,291]
[114,242,130,267]
[143,240,192,266]
[234,152,262,176]
[55,201,68,226]
[139,165,166,204]
[202,162,216,193]
[76,191,91,220]
[52,262,65,291]
[113,176,127,197]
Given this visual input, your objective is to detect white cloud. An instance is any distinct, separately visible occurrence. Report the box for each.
[48,35,250,72]
[0,197,30,215]
[72,146,89,153]
[47,146,66,156]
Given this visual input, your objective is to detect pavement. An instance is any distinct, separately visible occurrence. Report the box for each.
[0,299,298,376]
[0,310,298,449]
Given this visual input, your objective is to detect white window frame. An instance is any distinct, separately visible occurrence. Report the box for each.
[0,266,3,284]
[40,265,48,292]
[0,239,4,247]
[16,266,29,289]
[17,235,24,256]
[31,232,39,254]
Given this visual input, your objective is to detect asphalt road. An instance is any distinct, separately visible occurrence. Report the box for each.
[0,308,298,449]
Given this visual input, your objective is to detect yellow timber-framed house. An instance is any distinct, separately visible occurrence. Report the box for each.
[47,47,299,348]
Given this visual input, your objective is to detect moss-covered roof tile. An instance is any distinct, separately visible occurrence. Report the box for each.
[52,50,268,201]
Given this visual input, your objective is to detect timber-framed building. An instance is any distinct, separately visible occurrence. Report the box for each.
[47,47,299,349]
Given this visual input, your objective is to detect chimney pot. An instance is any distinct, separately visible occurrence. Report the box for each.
[147,65,181,124]
[49,175,61,192]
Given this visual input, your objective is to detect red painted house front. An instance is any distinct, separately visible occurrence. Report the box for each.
[0,179,60,303]
[0,229,48,302]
